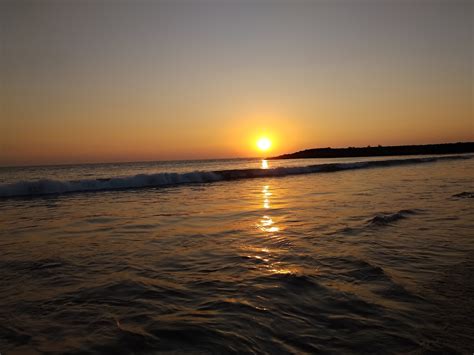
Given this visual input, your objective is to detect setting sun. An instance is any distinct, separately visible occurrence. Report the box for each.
[257,137,272,151]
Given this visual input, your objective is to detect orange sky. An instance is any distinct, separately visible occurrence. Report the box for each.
[1,1,472,166]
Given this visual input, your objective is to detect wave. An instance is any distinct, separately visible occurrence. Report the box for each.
[452,191,474,199]
[367,209,418,226]
[0,155,470,198]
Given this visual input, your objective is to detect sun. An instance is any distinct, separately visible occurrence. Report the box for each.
[257,137,272,151]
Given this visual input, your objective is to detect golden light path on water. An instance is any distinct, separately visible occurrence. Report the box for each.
[243,165,297,275]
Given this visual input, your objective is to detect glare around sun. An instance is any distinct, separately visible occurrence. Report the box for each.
[257,137,272,151]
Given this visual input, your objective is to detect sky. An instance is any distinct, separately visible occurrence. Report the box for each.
[1,0,472,166]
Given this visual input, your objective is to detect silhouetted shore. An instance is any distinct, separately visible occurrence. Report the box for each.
[272,142,474,160]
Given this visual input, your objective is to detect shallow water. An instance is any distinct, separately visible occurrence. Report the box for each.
[1,156,473,354]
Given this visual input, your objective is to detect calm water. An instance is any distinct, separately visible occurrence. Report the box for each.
[1,156,473,354]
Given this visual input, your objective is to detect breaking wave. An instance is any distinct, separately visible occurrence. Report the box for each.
[0,155,470,198]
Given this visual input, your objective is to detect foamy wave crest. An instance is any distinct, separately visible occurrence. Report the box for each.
[0,155,470,198]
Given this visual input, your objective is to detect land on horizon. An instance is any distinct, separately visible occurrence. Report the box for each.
[271,142,474,160]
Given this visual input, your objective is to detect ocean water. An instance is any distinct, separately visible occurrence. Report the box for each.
[0,155,473,354]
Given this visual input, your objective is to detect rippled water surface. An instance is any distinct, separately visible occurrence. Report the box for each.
[1,157,473,354]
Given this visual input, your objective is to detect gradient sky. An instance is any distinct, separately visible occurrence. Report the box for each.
[1,0,472,166]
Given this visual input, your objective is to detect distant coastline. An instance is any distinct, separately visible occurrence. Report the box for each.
[271,142,474,160]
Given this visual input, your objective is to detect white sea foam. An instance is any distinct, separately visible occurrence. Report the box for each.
[0,155,470,198]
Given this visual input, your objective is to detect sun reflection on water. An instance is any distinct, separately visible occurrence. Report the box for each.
[258,215,280,233]
[258,185,278,232]
[242,183,297,276]
[261,159,269,169]
[262,185,271,209]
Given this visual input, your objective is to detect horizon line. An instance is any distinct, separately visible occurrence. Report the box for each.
[1,140,473,169]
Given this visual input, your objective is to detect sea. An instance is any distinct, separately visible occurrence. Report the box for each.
[0,155,473,354]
